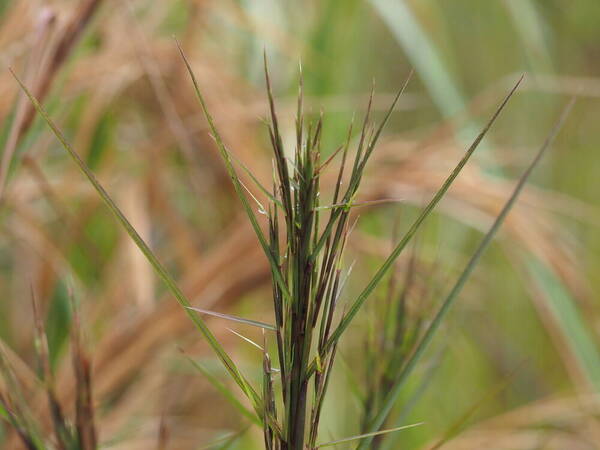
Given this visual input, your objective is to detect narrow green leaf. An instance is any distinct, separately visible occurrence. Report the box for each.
[360,70,413,164]
[175,40,291,303]
[526,258,600,391]
[317,76,523,364]
[314,198,404,211]
[356,99,575,449]
[10,68,261,409]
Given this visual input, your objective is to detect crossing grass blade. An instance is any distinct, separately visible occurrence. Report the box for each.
[356,99,575,449]
[185,307,276,331]
[9,68,262,412]
[227,328,265,351]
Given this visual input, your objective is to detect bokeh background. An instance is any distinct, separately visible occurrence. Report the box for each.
[1,0,600,448]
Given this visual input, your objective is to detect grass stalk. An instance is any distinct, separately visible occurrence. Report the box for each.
[179,49,525,447]
[14,41,543,448]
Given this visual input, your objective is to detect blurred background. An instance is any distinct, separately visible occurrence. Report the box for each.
[1,0,600,448]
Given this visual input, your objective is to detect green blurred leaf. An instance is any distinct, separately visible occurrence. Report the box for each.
[45,280,71,369]
[527,258,600,390]
[86,112,114,170]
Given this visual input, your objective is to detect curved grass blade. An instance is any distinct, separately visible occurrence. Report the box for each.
[356,99,575,449]
[526,258,600,391]
[10,69,261,410]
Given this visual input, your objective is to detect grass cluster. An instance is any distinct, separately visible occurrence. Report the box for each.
[4,38,573,448]
[1,1,592,447]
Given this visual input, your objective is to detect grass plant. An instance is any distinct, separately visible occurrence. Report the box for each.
[6,43,572,448]
[0,2,589,447]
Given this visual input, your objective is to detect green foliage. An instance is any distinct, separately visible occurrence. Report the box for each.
[45,280,71,369]
[1,1,596,448]
[10,40,567,448]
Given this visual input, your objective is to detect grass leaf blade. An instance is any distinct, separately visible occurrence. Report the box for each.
[9,68,261,408]
[356,99,575,449]
[320,76,523,358]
